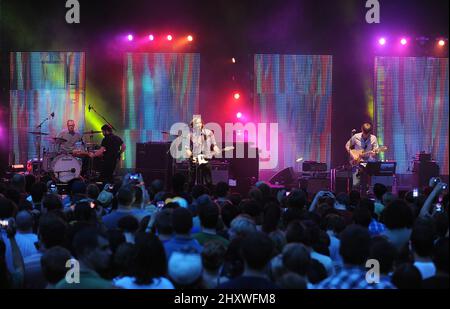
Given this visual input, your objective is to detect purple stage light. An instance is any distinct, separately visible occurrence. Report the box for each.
[148,34,154,41]
[236,112,242,119]
[378,37,386,46]
[438,39,445,47]
[127,34,134,41]
[400,38,407,45]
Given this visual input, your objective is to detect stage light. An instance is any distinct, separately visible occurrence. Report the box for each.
[148,34,155,41]
[127,34,134,41]
[187,35,193,42]
[232,57,236,63]
[233,93,240,100]
[236,112,242,119]
[167,35,173,41]
[438,39,445,47]
[378,37,386,46]
[400,38,407,45]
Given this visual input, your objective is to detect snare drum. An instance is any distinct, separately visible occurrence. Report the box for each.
[51,154,82,183]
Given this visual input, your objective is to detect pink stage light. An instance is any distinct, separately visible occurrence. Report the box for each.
[231,57,236,63]
[233,93,240,100]
[236,112,242,119]
[187,35,193,42]
[148,34,155,41]
[400,38,407,45]
[167,35,173,41]
[438,39,446,47]
[378,37,386,46]
[127,34,134,41]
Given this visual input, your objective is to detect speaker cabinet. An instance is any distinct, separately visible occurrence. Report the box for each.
[136,142,173,189]
[413,161,440,188]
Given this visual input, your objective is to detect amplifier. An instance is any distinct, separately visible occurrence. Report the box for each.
[415,152,432,162]
[299,177,330,196]
[365,161,396,176]
[412,160,440,188]
[302,161,327,172]
[211,161,230,185]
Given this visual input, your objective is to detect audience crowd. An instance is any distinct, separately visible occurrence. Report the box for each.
[0,172,448,289]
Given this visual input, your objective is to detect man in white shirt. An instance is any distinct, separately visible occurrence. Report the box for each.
[345,122,379,191]
[57,120,83,153]
[185,115,220,189]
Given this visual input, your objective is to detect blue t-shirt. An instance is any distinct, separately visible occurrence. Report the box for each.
[163,236,202,260]
[102,209,142,230]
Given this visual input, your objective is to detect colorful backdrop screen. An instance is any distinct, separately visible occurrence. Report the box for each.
[122,53,200,168]
[253,54,333,171]
[374,57,449,174]
[9,52,86,164]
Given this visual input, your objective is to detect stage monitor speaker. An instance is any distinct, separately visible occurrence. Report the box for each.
[269,167,298,188]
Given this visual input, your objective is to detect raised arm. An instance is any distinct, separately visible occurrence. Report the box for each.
[6,219,25,287]
[420,182,446,218]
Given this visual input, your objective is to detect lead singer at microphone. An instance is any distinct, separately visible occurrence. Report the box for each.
[90,124,126,183]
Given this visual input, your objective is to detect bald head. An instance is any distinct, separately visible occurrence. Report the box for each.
[16,210,34,232]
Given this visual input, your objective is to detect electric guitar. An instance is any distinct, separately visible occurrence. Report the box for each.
[349,146,388,166]
[191,146,235,165]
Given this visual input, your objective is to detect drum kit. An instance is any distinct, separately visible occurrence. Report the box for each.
[27,130,103,183]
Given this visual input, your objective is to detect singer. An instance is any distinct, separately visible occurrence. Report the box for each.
[345,122,380,191]
[57,119,84,153]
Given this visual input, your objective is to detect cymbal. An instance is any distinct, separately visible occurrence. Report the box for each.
[48,137,68,143]
[82,130,102,135]
[28,131,49,135]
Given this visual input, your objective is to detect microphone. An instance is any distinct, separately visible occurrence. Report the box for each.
[351,129,357,135]
[70,168,76,173]
[50,112,55,118]
[88,105,92,112]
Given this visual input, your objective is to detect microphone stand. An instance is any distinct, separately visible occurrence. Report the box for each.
[89,105,117,131]
[35,114,53,181]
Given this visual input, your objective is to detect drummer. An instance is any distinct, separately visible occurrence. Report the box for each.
[57,120,84,153]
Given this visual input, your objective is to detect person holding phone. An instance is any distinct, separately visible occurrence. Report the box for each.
[0,218,25,288]
[419,181,448,219]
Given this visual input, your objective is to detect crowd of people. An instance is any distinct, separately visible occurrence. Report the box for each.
[0,172,448,289]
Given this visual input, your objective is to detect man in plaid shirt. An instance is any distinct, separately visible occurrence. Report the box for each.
[314,225,396,289]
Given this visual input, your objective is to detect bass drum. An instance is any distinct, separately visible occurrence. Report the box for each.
[51,154,82,183]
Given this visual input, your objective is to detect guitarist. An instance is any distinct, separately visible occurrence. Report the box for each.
[185,115,220,189]
[345,122,379,191]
